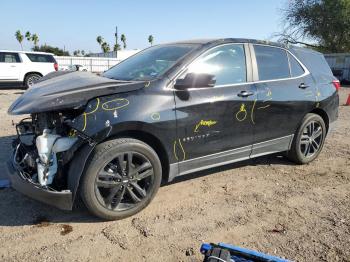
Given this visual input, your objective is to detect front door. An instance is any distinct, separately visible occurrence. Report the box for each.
[173,43,257,175]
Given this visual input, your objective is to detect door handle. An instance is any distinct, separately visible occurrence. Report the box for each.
[299,83,309,89]
[237,90,254,98]
[10,65,16,67]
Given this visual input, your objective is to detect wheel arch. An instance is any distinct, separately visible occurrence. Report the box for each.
[103,129,170,184]
[24,71,43,80]
[309,108,330,133]
[67,129,171,208]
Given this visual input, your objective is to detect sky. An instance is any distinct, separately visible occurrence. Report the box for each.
[0,0,286,54]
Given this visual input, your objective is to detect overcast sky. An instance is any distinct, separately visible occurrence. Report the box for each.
[0,0,286,53]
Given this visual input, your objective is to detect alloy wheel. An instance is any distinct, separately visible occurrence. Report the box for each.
[299,121,323,158]
[27,75,41,87]
[94,151,154,211]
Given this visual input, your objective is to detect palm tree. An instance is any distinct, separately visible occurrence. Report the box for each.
[120,34,126,49]
[96,36,105,52]
[113,43,121,51]
[148,35,154,46]
[31,33,39,47]
[96,36,103,45]
[25,31,31,41]
[101,42,110,53]
[15,30,24,50]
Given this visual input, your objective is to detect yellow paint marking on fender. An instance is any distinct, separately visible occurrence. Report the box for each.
[101,98,129,111]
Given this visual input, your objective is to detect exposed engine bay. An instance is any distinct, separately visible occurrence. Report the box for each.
[13,113,82,189]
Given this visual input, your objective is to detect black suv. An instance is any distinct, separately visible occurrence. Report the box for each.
[7,39,339,220]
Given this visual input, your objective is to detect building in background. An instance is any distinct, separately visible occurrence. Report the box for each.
[87,49,140,59]
[55,49,141,73]
[324,53,350,84]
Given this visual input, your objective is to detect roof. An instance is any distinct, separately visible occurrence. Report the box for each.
[0,50,54,55]
[166,38,286,48]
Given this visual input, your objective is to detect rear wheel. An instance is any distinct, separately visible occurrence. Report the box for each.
[24,73,42,88]
[287,113,326,164]
[80,138,162,220]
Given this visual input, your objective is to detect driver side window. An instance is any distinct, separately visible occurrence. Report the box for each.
[186,44,247,86]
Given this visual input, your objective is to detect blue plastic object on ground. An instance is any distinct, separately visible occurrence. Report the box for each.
[0,179,10,188]
[201,242,291,262]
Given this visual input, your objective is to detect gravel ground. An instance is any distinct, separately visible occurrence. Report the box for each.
[0,87,349,262]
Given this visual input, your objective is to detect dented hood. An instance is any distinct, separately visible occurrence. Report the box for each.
[8,71,145,115]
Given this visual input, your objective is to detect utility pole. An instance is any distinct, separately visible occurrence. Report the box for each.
[115,26,118,58]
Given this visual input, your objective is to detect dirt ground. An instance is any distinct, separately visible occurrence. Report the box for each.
[0,87,349,262]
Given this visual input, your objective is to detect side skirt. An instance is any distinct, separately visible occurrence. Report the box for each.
[168,135,293,182]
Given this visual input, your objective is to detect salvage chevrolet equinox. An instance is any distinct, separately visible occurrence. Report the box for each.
[7,39,339,220]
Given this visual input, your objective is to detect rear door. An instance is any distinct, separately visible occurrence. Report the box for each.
[250,44,315,156]
[25,53,56,75]
[174,43,257,174]
[0,52,22,80]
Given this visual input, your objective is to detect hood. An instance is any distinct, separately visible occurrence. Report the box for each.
[8,71,146,115]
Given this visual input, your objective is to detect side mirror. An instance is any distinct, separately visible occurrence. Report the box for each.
[174,73,216,90]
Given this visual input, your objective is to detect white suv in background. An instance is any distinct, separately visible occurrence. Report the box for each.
[0,50,58,88]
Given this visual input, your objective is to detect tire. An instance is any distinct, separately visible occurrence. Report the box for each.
[80,138,162,220]
[24,73,42,89]
[287,113,326,164]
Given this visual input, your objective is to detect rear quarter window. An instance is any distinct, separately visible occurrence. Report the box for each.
[288,53,305,77]
[290,47,333,81]
[26,53,56,63]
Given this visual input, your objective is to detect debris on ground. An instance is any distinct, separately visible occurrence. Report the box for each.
[60,224,73,235]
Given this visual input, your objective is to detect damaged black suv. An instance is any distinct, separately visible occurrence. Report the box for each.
[7,39,339,220]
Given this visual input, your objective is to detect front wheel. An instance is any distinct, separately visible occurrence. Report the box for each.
[287,113,326,164]
[80,138,162,220]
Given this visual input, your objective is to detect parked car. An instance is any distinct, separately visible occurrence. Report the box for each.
[67,64,89,72]
[0,50,58,88]
[7,39,339,220]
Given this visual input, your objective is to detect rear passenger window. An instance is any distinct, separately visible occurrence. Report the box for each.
[26,53,56,63]
[0,52,21,63]
[254,45,290,81]
[288,53,305,77]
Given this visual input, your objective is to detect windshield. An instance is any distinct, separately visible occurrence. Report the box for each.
[103,44,198,81]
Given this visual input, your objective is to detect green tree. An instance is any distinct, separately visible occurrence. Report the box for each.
[33,44,70,56]
[31,33,39,47]
[96,36,103,45]
[101,42,110,53]
[25,31,31,41]
[279,0,350,52]
[15,30,24,50]
[120,34,127,49]
[96,36,107,52]
[148,35,154,46]
[113,43,121,51]
[81,50,85,56]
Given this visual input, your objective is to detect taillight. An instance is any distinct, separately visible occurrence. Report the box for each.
[54,63,58,71]
[332,79,341,91]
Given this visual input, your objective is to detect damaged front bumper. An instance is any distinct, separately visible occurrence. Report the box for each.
[6,160,73,211]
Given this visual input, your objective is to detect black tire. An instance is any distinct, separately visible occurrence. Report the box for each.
[287,113,326,164]
[24,73,42,88]
[80,138,162,220]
